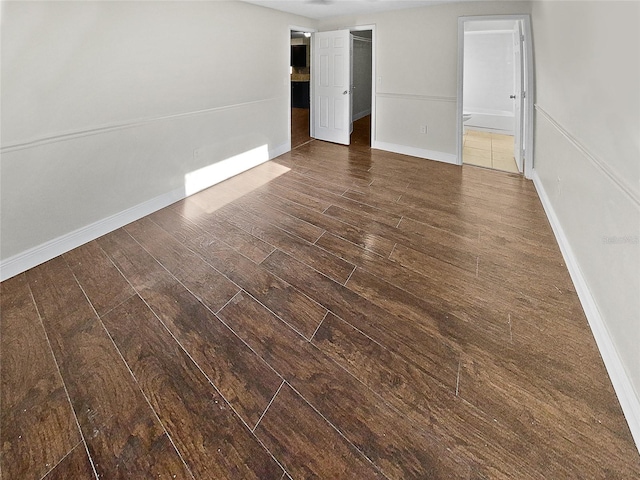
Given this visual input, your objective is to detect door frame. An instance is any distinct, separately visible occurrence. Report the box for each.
[289,25,316,150]
[456,14,535,178]
[347,25,376,146]
[288,24,376,149]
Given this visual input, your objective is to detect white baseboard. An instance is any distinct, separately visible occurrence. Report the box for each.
[270,141,290,159]
[352,109,371,122]
[371,140,458,165]
[0,187,185,282]
[0,141,289,282]
[464,112,514,134]
[533,170,640,454]
[464,125,514,136]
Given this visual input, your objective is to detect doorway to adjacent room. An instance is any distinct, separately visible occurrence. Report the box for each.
[290,28,313,149]
[457,15,534,178]
[289,25,374,150]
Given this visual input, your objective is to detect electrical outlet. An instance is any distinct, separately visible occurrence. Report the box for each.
[420,125,427,134]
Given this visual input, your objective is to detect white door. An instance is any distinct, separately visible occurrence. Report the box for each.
[312,30,351,145]
[512,21,524,172]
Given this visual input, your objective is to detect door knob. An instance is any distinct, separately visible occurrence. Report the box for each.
[343,90,350,95]
[510,95,517,99]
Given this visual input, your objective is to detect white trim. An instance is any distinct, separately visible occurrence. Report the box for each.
[372,140,457,165]
[313,24,377,146]
[349,32,373,131]
[536,105,640,207]
[0,140,289,282]
[0,187,184,281]
[377,92,456,103]
[533,170,640,454]
[345,24,376,146]
[465,29,515,35]
[464,125,514,136]
[1,98,279,153]
[269,141,290,159]
[457,15,535,179]
[352,109,372,122]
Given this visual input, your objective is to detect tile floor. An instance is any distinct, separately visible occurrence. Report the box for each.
[463,129,519,173]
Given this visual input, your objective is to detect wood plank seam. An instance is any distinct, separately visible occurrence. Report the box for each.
[126,220,245,302]
[96,244,277,435]
[36,439,85,480]
[388,243,397,260]
[254,192,394,258]
[343,266,357,287]
[215,290,245,315]
[311,229,327,246]
[215,291,438,474]
[67,266,198,479]
[283,381,394,480]
[91,244,290,477]
[25,280,101,480]
[252,380,286,433]
[309,311,329,343]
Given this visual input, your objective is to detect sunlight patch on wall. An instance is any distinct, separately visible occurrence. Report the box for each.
[182,146,290,214]
[185,144,273,197]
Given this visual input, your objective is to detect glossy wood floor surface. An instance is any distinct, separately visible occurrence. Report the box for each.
[3,119,640,479]
[291,108,312,150]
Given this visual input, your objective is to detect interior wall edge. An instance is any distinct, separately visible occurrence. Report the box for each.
[371,140,457,165]
[532,169,640,454]
[534,105,640,207]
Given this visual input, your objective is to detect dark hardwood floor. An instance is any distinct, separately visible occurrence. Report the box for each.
[291,108,312,150]
[291,108,371,151]
[2,121,640,478]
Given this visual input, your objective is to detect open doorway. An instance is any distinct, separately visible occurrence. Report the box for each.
[463,19,521,173]
[290,29,313,149]
[457,15,534,178]
[350,30,373,148]
[290,26,375,150]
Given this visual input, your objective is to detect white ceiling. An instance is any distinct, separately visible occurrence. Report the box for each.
[242,0,461,20]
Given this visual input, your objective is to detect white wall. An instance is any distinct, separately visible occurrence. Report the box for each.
[318,1,531,162]
[0,1,314,278]
[531,0,640,446]
[463,29,515,133]
[464,31,514,115]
